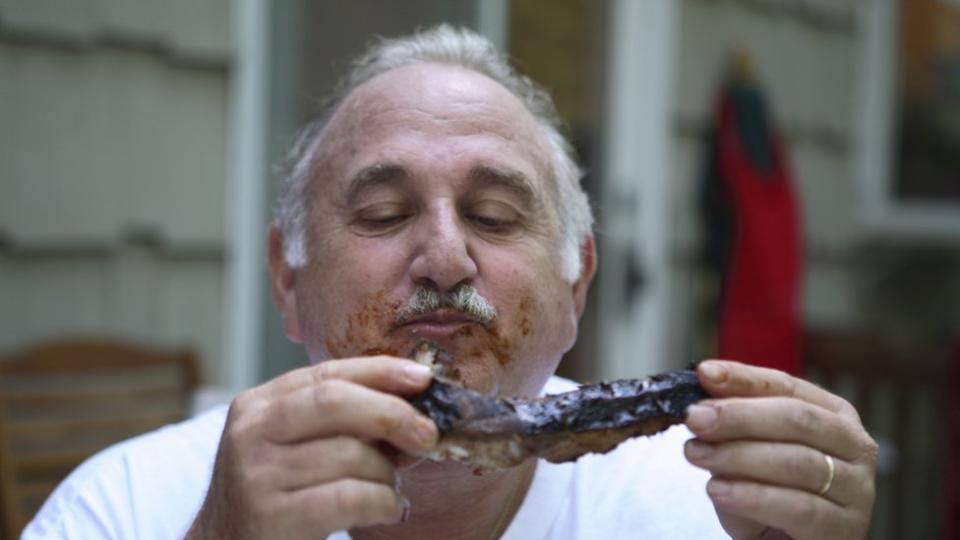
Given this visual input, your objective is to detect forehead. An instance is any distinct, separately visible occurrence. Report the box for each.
[313,63,553,194]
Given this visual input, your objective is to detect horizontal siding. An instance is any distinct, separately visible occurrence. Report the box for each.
[0,42,227,244]
[675,0,858,137]
[0,0,231,386]
[0,0,231,63]
[0,251,224,386]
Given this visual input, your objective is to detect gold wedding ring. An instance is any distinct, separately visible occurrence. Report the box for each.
[817,454,835,496]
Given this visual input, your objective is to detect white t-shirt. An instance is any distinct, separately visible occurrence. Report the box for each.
[23,377,727,539]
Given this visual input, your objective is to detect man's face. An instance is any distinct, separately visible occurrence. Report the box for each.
[269,63,593,398]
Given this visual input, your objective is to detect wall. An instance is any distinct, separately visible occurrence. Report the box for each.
[669,0,864,366]
[670,1,956,537]
[0,0,232,386]
[669,0,960,377]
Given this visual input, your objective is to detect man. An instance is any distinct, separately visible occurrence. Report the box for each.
[25,26,876,539]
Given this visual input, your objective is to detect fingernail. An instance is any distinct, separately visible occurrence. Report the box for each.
[685,439,713,460]
[399,497,411,522]
[686,405,717,432]
[707,479,732,498]
[403,363,433,385]
[700,362,726,383]
[415,417,438,447]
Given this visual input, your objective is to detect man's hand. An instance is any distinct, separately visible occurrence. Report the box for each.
[184,356,438,540]
[684,360,878,540]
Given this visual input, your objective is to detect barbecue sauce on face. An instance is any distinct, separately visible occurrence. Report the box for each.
[321,290,539,394]
[452,294,534,368]
[323,289,399,359]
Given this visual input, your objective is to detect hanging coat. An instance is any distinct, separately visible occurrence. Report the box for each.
[701,82,804,375]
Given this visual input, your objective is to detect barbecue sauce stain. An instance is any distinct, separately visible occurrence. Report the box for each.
[324,290,536,372]
[455,294,533,367]
[362,346,400,357]
[518,297,532,337]
[325,289,397,358]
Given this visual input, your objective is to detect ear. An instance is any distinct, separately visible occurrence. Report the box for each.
[572,233,597,318]
[267,222,303,343]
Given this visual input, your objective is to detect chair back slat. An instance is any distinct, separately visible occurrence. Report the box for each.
[0,339,199,538]
[804,330,950,540]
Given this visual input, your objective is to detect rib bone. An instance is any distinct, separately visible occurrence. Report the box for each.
[407,342,705,469]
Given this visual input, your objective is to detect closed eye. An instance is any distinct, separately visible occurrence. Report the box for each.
[361,215,408,227]
[352,203,413,233]
[465,200,523,234]
[470,214,514,230]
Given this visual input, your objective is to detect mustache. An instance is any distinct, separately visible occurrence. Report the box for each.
[395,284,497,325]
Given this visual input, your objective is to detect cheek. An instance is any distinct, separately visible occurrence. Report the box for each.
[486,289,575,398]
[321,289,404,358]
[486,253,576,351]
[524,283,577,350]
[294,240,407,360]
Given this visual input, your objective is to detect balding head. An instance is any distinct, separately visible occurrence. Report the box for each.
[276,25,593,282]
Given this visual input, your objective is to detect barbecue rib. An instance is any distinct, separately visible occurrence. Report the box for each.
[407,342,706,469]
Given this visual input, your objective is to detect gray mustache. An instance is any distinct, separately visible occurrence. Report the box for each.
[396,285,497,325]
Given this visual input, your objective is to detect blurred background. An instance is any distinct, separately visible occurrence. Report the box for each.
[0,0,957,538]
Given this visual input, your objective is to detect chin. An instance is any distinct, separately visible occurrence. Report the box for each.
[435,357,502,395]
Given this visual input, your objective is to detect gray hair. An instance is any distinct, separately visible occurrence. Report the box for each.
[276,24,593,282]
[396,283,497,326]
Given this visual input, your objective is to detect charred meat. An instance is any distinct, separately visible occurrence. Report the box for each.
[407,342,706,469]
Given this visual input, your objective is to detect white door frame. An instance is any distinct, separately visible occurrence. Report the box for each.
[598,0,678,378]
[223,0,270,393]
[476,0,508,51]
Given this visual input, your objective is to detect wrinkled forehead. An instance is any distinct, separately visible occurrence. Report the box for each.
[309,63,555,196]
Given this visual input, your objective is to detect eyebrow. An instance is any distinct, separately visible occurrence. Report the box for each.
[343,162,539,209]
[344,163,409,206]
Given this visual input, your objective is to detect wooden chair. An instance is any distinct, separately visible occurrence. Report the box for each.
[0,339,199,538]
[803,330,953,540]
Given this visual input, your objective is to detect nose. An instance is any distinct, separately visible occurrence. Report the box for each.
[408,201,478,292]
